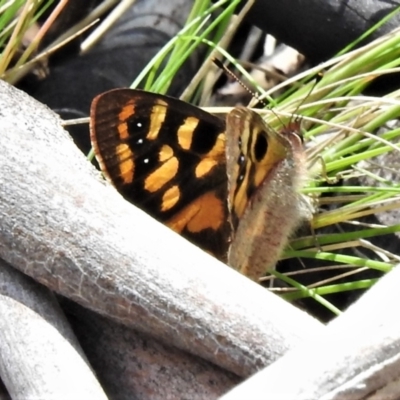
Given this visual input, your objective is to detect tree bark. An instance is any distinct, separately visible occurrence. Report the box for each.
[63,300,240,399]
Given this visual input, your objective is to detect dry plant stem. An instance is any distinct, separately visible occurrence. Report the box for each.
[6,21,99,85]
[82,0,194,53]
[81,0,138,51]
[0,260,107,399]
[20,0,69,60]
[221,264,400,400]
[0,80,323,377]
[55,0,120,53]
[0,0,31,75]
[188,0,256,105]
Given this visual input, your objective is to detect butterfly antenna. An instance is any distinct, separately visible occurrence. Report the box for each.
[213,58,270,108]
[214,58,323,135]
[214,57,296,133]
[291,70,323,123]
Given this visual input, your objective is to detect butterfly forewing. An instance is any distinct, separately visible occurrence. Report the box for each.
[90,89,231,259]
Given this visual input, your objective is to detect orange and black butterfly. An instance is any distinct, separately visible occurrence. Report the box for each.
[90,88,306,280]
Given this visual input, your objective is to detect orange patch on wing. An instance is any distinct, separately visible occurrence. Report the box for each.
[177,116,199,150]
[166,191,224,233]
[161,185,180,211]
[159,144,174,162]
[231,121,251,219]
[253,133,288,188]
[117,103,135,140]
[209,132,226,157]
[195,132,226,178]
[145,156,179,192]
[233,164,250,219]
[195,158,218,178]
[147,101,167,140]
[116,143,134,183]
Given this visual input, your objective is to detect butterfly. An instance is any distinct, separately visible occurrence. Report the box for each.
[89,88,307,280]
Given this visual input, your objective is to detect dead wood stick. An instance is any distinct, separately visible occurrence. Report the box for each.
[221,264,400,399]
[63,300,240,399]
[0,260,107,399]
[0,80,323,378]
[1,251,239,398]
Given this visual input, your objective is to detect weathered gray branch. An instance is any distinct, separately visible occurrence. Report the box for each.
[0,80,322,380]
[63,300,240,399]
[0,255,238,399]
[0,260,107,399]
[0,79,239,398]
[221,264,400,399]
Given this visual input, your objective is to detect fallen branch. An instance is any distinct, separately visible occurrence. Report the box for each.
[0,260,107,399]
[221,264,400,399]
[63,300,240,399]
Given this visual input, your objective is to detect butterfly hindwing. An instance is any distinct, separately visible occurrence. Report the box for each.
[225,107,306,279]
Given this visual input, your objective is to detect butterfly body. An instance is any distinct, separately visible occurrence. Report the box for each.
[90,89,307,280]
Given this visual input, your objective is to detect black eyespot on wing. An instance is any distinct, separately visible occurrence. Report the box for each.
[126,114,150,138]
[254,132,268,162]
[191,119,223,153]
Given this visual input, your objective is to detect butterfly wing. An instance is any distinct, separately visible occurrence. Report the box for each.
[90,89,230,259]
[225,107,306,279]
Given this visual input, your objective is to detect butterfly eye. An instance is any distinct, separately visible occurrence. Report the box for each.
[254,132,268,162]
